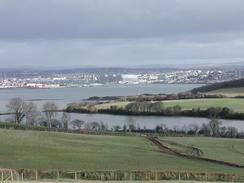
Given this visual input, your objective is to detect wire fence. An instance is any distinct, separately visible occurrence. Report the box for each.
[0,169,243,182]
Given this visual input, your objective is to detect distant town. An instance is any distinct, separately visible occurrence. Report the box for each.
[0,67,244,89]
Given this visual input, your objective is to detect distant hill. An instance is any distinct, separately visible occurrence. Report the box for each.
[191,79,244,93]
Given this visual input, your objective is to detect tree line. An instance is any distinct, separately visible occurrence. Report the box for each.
[90,101,244,120]
[5,97,91,130]
[3,97,244,138]
[191,78,244,93]
[4,97,120,131]
[154,118,242,138]
[86,92,224,102]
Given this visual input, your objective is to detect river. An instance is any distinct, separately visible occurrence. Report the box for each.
[0,84,201,111]
[1,83,244,131]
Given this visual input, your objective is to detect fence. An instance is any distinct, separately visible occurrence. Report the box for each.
[0,169,243,182]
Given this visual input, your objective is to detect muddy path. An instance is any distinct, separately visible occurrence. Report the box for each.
[146,136,244,169]
[160,139,204,157]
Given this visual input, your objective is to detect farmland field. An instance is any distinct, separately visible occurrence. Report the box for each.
[0,129,244,175]
[93,98,244,113]
[208,87,244,97]
[162,98,244,112]
[159,137,244,166]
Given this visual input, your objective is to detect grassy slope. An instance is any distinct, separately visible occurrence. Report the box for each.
[70,86,244,113]
[95,101,130,110]
[209,87,244,97]
[94,98,244,112]
[163,98,244,112]
[0,129,244,174]
[160,137,244,166]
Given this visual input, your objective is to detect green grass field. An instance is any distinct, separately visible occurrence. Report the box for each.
[70,86,244,113]
[159,137,244,166]
[95,101,130,110]
[209,87,244,97]
[163,98,244,112]
[94,98,244,112]
[0,129,244,175]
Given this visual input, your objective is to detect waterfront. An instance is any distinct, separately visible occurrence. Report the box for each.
[0,84,201,111]
[69,113,244,132]
[1,83,244,131]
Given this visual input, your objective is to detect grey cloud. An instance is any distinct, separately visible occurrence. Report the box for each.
[1,34,244,66]
[0,0,244,40]
[0,0,244,67]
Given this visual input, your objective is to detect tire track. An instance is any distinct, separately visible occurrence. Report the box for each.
[146,136,244,169]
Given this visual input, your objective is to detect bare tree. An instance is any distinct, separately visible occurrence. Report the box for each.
[71,119,84,129]
[113,125,121,132]
[85,121,100,131]
[61,112,71,129]
[6,98,26,124]
[25,102,40,126]
[188,124,200,135]
[127,117,136,132]
[42,102,58,128]
[208,118,222,136]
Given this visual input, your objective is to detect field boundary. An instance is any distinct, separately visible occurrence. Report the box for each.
[0,169,242,182]
[146,136,244,169]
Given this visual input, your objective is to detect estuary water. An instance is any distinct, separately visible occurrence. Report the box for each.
[70,113,244,132]
[0,84,201,111]
[1,83,244,131]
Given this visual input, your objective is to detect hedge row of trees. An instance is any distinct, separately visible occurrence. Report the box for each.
[5,97,67,128]
[3,98,244,138]
[109,117,242,138]
[154,119,241,138]
[94,102,244,120]
[4,98,120,131]
[87,92,224,102]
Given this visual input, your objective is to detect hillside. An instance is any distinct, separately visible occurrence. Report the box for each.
[159,137,244,166]
[0,129,244,175]
[191,79,244,94]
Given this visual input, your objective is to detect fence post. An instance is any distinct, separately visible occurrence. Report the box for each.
[10,170,13,182]
[179,172,181,181]
[130,172,132,181]
[21,173,24,182]
[75,172,77,180]
[1,171,3,182]
[17,173,19,182]
[57,170,60,180]
[35,170,38,181]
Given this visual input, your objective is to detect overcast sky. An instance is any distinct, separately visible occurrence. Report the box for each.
[0,0,244,68]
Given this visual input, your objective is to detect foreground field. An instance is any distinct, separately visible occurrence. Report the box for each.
[159,137,244,166]
[94,98,244,112]
[0,129,244,175]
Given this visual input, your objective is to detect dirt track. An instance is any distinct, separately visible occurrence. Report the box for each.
[146,136,244,169]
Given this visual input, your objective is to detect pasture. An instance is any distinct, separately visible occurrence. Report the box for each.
[162,98,244,112]
[208,87,244,97]
[159,137,244,166]
[93,98,244,113]
[0,129,244,175]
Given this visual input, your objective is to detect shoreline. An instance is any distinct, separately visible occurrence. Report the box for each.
[65,109,244,121]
